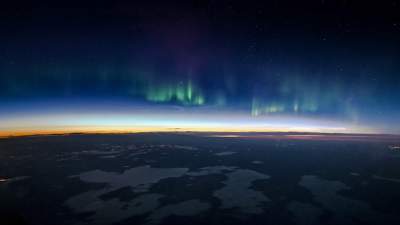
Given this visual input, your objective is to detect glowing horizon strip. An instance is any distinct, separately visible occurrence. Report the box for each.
[0,110,377,138]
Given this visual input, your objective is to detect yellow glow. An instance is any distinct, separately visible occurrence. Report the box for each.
[0,110,375,138]
[0,124,371,138]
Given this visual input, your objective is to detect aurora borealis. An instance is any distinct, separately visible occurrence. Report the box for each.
[1,1,400,136]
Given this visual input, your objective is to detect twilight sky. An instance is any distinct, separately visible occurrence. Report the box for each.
[1,1,400,135]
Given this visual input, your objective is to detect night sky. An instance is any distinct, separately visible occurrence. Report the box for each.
[1,1,400,135]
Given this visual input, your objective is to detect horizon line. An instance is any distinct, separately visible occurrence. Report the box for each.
[1,130,399,141]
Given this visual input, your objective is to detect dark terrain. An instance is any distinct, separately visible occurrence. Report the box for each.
[1,133,400,225]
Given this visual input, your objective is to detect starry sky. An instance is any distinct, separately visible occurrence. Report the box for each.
[1,1,400,135]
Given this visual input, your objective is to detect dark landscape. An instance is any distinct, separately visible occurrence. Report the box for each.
[1,133,400,225]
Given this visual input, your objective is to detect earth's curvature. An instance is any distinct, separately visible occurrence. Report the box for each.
[1,133,400,225]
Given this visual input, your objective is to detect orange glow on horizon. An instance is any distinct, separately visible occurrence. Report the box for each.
[0,124,378,138]
[0,111,380,138]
